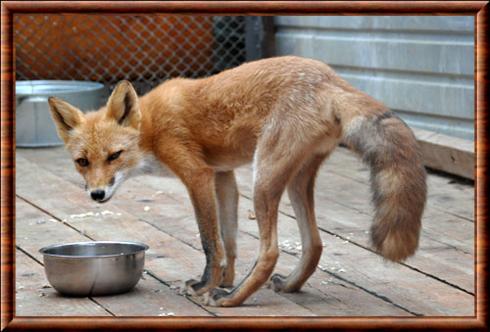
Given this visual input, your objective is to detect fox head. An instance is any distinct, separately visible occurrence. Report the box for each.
[48,81,143,203]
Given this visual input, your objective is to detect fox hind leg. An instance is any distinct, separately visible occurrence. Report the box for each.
[271,153,328,293]
[209,127,312,306]
[215,171,239,288]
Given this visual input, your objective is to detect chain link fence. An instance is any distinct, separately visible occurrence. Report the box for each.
[14,15,246,94]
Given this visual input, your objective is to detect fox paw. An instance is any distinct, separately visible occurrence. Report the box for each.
[185,278,209,296]
[202,288,233,307]
[270,273,287,292]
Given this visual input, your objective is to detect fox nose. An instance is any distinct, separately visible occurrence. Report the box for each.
[90,190,105,201]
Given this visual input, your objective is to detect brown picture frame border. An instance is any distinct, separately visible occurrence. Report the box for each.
[1,1,488,330]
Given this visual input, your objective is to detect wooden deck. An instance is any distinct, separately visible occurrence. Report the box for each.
[15,146,474,317]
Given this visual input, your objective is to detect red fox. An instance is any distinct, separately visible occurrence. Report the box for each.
[48,56,426,307]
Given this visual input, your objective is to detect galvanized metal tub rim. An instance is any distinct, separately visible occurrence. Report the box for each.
[16,80,105,96]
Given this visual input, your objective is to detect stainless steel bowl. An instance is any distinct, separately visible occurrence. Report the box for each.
[16,80,106,147]
[39,241,149,296]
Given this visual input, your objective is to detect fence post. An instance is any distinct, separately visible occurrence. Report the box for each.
[245,17,275,61]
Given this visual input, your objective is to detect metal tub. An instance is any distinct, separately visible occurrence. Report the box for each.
[16,80,105,147]
[39,241,149,296]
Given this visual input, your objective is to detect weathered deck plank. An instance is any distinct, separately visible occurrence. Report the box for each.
[16,152,474,316]
[16,198,212,317]
[412,128,474,180]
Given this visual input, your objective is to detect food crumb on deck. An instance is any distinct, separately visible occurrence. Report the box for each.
[101,210,115,216]
[70,212,95,219]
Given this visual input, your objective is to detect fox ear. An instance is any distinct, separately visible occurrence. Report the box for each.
[48,97,85,143]
[105,80,141,130]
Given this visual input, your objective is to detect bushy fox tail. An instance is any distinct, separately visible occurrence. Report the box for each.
[341,110,427,262]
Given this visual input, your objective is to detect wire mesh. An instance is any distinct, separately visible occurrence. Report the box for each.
[14,15,246,94]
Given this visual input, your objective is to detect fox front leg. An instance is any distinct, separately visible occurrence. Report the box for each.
[182,168,226,296]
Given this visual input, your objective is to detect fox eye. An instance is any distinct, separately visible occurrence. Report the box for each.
[108,150,123,162]
[75,158,89,167]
